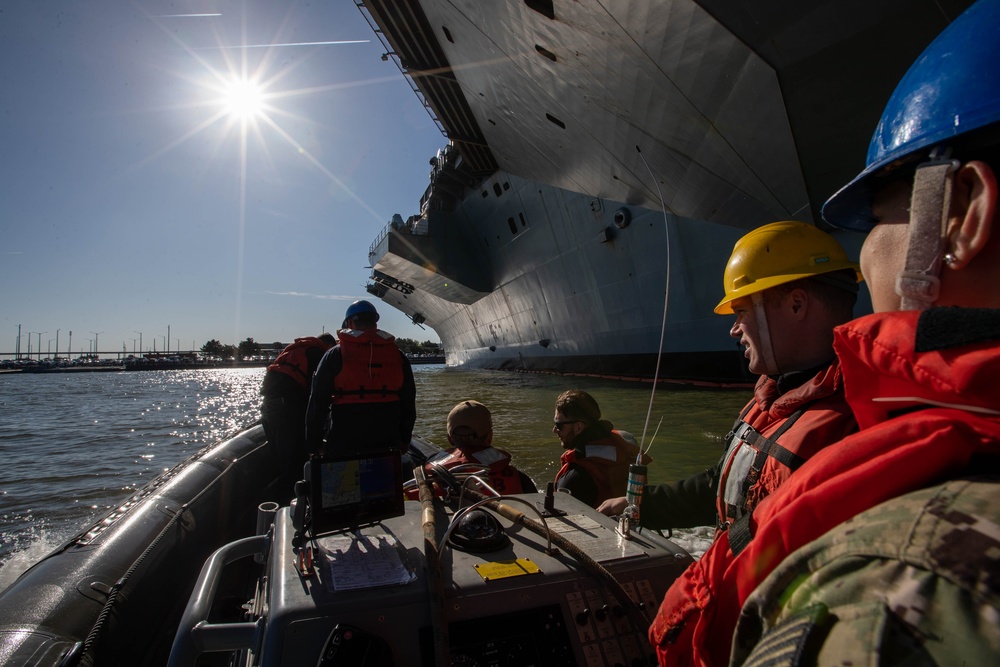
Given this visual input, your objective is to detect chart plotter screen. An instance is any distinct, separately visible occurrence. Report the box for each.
[308,449,403,534]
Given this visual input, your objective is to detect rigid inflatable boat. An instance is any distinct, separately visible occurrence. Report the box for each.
[0,425,692,666]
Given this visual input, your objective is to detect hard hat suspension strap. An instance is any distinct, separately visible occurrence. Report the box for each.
[898,153,960,310]
[751,291,780,376]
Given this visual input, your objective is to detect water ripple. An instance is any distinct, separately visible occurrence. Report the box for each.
[0,365,748,588]
[0,368,266,583]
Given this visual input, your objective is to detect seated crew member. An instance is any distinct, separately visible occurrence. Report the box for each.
[260,331,337,495]
[406,399,537,498]
[305,300,416,456]
[552,390,650,508]
[650,5,1000,664]
[598,221,862,537]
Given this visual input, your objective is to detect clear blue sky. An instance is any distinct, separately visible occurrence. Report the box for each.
[1,0,445,358]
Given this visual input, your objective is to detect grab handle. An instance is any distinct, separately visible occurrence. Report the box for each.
[167,534,269,667]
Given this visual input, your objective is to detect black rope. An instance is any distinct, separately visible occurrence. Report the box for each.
[74,506,188,667]
[72,421,266,666]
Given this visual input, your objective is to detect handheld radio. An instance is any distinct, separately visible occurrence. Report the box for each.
[625,463,647,519]
[618,460,647,538]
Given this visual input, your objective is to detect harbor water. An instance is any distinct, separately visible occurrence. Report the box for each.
[0,365,751,592]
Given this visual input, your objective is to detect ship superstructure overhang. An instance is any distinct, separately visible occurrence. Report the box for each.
[359,0,972,383]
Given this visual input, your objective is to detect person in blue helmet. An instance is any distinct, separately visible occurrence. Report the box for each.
[649,2,1000,665]
[305,300,416,457]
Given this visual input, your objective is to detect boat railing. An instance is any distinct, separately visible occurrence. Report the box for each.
[370,222,392,257]
[369,213,431,259]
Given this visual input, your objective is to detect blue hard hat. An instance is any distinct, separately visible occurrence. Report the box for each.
[823,0,1000,232]
[344,299,379,322]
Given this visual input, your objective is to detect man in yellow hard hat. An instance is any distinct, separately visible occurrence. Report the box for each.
[599,220,861,542]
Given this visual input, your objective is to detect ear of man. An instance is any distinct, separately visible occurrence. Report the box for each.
[787,287,809,319]
[947,160,998,269]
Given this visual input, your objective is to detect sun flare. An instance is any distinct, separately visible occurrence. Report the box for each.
[221,77,265,119]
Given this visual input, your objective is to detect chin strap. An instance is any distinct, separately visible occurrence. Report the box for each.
[898,153,961,310]
[751,292,780,376]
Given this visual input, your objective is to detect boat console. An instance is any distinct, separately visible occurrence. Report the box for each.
[169,457,693,667]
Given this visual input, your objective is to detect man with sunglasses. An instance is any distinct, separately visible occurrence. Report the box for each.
[552,389,649,508]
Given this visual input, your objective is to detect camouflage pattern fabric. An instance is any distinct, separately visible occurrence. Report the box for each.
[732,475,1000,666]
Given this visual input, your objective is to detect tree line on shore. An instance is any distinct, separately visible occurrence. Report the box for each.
[200,337,442,361]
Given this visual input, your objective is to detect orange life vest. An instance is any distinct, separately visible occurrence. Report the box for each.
[266,337,334,391]
[713,361,856,535]
[555,430,650,505]
[331,329,404,406]
[404,445,528,499]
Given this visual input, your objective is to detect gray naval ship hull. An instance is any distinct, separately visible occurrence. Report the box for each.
[360,0,971,383]
[369,166,751,383]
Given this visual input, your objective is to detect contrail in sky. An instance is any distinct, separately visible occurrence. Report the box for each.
[194,41,370,50]
[265,291,359,301]
[155,14,223,17]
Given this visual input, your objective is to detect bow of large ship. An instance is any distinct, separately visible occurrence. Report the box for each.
[357,0,971,384]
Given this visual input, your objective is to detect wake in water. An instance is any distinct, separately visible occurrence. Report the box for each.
[0,368,266,590]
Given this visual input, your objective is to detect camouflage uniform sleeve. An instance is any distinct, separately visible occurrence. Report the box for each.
[732,476,1000,666]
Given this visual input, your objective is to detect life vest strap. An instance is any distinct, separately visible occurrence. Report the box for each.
[335,386,399,399]
[727,408,808,518]
[728,512,753,556]
[274,358,309,383]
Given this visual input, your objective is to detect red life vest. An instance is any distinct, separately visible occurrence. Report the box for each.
[555,430,650,505]
[713,362,856,535]
[649,309,1000,667]
[404,445,528,499]
[331,329,405,406]
[266,337,334,391]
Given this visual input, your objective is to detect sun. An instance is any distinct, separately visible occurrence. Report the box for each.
[221,77,265,119]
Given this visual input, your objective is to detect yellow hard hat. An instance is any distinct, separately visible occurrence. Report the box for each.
[715,221,862,314]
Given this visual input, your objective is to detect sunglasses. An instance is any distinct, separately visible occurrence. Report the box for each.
[553,420,581,431]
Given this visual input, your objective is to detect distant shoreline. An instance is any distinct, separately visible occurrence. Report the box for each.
[1,356,445,374]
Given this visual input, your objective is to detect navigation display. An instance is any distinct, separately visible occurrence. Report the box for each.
[308,450,404,535]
